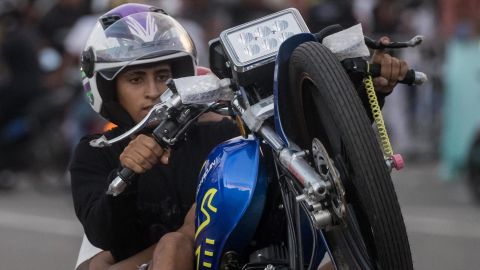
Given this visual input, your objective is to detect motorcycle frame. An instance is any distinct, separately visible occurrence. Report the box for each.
[194,33,335,270]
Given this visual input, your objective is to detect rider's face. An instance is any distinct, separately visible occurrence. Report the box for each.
[116,63,172,123]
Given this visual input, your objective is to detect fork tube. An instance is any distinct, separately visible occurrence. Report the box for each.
[258,125,285,152]
[258,124,329,196]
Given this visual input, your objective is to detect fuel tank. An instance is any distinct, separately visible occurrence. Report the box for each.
[195,135,267,269]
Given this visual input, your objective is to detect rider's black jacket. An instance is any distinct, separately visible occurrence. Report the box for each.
[70,119,239,261]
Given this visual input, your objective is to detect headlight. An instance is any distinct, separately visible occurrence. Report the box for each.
[219,8,309,73]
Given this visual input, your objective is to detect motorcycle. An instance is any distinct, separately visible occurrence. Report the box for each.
[91,8,427,270]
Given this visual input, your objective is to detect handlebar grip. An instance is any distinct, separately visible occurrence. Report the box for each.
[369,63,428,86]
[106,167,136,196]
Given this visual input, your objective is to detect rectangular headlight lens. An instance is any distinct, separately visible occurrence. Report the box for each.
[220,8,309,73]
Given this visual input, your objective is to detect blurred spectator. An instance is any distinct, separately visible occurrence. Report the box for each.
[306,0,357,33]
[0,32,43,129]
[352,0,375,32]
[0,0,98,187]
[0,2,44,129]
[157,0,210,66]
[403,0,442,157]
[440,0,480,40]
[372,0,401,36]
[379,1,442,160]
[440,5,480,180]
[222,0,276,26]
[38,0,90,53]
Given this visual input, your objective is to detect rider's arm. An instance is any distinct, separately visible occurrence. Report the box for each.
[150,204,196,270]
[90,245,156,270]
[176,203,195,241]
[70,133,150,262]
[88,206,195,270]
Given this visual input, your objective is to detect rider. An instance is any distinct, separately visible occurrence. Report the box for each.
[70,3,239,270]
[70,3,409,270]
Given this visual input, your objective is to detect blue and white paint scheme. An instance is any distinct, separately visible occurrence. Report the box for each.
[194,136,267,269]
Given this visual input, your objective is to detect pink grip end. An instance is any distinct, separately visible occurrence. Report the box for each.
[392,154,405,170]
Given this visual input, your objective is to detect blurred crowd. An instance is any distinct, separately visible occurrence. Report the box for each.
[0,0,479,188]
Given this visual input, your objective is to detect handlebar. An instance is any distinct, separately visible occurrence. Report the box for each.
[364,35,423,50]
[106,119,180,196]
[341,58,428,86]
[369,63,428,86]
[363,35,427,85]
[107,167,135,196]
[104,100,214,196]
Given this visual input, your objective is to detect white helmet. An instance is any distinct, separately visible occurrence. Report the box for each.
[80,3,197,126]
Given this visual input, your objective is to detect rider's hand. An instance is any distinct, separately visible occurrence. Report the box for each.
[371,36,409,94]
[119,134,170,174]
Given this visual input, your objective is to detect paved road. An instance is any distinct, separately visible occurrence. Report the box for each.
[393,161,480,270]
[0,174,82,270]
[0,161,479,270]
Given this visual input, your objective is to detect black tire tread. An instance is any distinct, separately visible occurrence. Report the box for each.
[288,41,412,269]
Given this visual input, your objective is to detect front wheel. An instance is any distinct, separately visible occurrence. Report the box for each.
[284,42,412,269]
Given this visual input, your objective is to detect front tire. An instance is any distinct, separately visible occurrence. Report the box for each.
[284,42,412,269]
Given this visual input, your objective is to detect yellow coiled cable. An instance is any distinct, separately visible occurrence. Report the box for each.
[364,75,394,158]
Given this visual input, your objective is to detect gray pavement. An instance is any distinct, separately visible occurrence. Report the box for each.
[393,161,480,270]
[0,161,479,269]
[0,174,82,270]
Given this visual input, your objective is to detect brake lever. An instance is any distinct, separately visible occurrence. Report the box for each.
[364,35,423,49]
[89,103,168,148]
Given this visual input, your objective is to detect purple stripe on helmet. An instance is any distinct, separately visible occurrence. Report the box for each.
[104,3,152,19]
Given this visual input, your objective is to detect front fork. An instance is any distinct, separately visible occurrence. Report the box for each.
[258,125,338,229]
[234,95,342,229]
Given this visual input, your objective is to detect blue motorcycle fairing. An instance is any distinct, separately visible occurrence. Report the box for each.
[273,33,335,269]
[273,33,316,148]
[195,136,267,270]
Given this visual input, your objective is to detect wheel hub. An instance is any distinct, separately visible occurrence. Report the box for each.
[312,138,347,226]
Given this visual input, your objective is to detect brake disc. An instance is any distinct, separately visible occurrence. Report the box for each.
[312,138,347,225]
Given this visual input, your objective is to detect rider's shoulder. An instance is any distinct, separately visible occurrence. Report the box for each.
[78,126,124,144]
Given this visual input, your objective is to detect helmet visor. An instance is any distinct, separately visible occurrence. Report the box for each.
[86,12,196,80]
